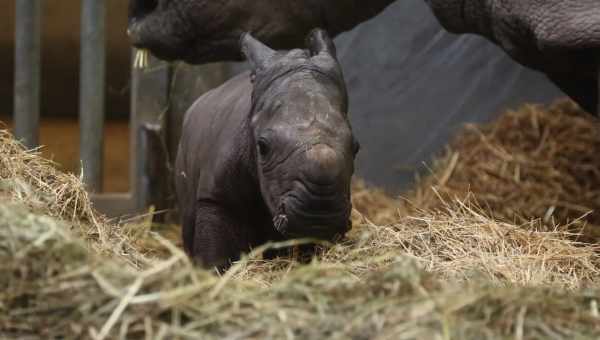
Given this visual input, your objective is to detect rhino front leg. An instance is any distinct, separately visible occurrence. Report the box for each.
[190,201,253,271]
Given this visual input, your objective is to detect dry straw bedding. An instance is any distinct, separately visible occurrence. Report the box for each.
[409,100,600,240]
[2,101,600,338]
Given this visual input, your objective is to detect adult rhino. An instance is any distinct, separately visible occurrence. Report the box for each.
[175,29,360,270]
[127,0,600,114]
[127,0,395,64]
[424,0,600,114]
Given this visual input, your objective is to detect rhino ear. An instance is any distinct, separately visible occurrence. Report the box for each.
[306,28,337,58]
[240,32,276,72]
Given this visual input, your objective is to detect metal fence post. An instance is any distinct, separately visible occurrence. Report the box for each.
[80,0,106,192]
[130,51,172,213]
[91,51,172,219]
[14,0,42,149]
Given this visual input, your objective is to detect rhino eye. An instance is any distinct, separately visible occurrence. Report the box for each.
[257,138,270,157]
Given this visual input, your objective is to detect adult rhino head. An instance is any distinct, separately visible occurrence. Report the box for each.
[424,0,600,114]
[127,0,394,64]
[242,29,360,238]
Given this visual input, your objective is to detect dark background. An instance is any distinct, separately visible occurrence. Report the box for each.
[0,0,566,194]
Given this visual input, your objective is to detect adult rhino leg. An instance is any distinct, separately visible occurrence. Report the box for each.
[191,201,252,272]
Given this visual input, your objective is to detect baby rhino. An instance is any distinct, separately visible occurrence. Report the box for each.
[175,29,360,270]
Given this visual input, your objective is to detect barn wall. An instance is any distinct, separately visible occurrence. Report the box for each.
[0,0,131,120]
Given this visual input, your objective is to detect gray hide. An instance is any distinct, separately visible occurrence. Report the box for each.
[424,0,600,114]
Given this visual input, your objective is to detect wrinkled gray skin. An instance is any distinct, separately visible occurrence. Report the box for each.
[128,0,600,114]
[424,0,600,114]
[127,0,395,64]
[174,29,359,270]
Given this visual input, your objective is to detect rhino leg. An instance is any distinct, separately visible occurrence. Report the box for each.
[190,202,253,271]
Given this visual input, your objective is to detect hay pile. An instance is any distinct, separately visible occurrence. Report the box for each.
[0,129,96,223]
[3,207,600,339]
[3,99,600,339]
[0,128,147,267]
[409,100,600,241]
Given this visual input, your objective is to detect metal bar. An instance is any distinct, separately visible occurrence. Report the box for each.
[137,123,170,222]
[91,50,163,219]
[92,51,172,219]
[92,121,170,218]
[130,50,172,213]
[129,49,141,207]
[14,0,41,149]
[79,0,106,192]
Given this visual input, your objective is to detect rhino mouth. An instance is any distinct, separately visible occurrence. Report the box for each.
[126,0,199,63]
[272,192,352,240]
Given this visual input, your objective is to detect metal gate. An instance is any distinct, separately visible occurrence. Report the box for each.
[13,0,173,219]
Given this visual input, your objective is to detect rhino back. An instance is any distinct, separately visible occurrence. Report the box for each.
[176,71,254,217]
